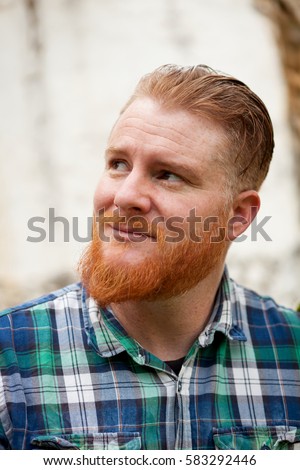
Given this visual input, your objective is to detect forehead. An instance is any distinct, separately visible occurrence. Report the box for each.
[109,98,227,165]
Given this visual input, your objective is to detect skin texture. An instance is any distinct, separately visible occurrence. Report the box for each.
[88,98,260,361]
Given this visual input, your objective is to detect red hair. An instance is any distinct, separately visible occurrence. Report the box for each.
[122,64,274,192]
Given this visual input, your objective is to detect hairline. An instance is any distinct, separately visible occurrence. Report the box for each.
[121,94,240,200]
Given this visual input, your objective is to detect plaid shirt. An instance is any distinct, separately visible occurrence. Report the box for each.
[0,269,300,450]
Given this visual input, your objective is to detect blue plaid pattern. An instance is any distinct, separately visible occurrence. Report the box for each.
[0,269,300,450]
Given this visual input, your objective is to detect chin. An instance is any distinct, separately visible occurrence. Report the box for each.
[103,244,153,267]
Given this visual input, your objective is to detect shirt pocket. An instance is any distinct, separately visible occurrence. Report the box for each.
[213,426,300,450]
[31,432,141,450]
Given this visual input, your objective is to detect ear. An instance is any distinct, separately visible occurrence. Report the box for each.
[227,190,260,241]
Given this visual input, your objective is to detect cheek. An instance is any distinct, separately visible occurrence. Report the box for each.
[160,197,221,233]
[161,198,199,221]
[93,177,115,212]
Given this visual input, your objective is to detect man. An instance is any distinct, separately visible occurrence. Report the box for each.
[0,64,299,450]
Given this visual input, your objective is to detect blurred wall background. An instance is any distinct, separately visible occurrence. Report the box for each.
[0,0,299,309]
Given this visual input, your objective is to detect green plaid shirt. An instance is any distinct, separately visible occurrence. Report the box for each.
[0,269,300,450]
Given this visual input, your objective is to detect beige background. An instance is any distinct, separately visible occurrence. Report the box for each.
[0,0,299,309]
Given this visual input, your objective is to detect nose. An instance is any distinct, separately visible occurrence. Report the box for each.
[113,171,151,214]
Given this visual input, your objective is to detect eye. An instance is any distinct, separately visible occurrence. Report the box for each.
[108,160,128,172]
[157,171,182,182]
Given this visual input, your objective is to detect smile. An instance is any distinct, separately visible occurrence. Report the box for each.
[109,224,154,241]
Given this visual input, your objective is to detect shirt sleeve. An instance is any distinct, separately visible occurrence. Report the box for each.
[0,418,10,450]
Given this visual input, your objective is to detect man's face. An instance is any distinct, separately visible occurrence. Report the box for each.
[81,98,232,305]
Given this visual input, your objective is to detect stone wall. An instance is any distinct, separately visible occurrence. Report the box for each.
[0,0,299,309]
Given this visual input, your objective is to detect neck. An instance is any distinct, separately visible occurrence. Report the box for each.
[110,263,225,361]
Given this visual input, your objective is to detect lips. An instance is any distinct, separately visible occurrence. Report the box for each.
[109,223,155,240]
[113,224,140,235]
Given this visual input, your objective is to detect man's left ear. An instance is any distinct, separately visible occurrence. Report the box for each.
[227,190,260,241]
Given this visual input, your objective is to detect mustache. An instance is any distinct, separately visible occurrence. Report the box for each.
[95,210,160,239]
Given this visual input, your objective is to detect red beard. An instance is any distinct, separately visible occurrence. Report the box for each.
[79,212,228,307]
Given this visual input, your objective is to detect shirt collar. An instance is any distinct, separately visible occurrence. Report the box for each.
[82,287,142,359]
[82,266,247,359]
[197,267,247,348]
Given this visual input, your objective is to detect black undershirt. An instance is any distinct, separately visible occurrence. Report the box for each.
[165,357,185,375]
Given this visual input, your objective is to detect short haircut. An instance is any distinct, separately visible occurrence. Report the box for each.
[121,64,274,193]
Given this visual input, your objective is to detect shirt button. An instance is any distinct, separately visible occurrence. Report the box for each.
[178,381,182,392]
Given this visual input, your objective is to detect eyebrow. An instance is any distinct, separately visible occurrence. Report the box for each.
[105,145,202,181]
[104,146,129,161]
[155,159,200,181]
